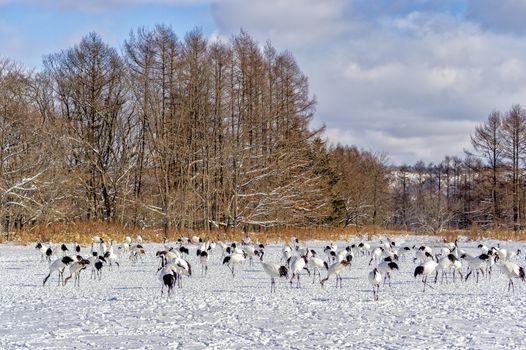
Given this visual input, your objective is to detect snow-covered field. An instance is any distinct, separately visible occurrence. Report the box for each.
[1,237,526,349]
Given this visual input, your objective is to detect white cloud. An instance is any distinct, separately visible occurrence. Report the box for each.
[325,118,477,165]
[212,0,348,47]
[212,0,526,164]
[497,59,525,81]
[466,0,526,34]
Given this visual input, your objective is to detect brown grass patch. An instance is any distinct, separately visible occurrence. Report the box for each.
[5,222,526,244]
[6,223,399,244]
[439,228,526,243]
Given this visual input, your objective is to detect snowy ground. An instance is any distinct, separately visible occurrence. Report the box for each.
[1,236,526,349]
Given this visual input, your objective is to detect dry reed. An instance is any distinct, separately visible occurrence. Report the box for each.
[4,222,526,244]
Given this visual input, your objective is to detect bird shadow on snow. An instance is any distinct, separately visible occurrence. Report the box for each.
[437,292,484,297]
[242,276,265,281]
[113,286,156,290]
[235,285,260,290]
[242,269,260,273]
[311,297,331,302]
[344,276,361,281]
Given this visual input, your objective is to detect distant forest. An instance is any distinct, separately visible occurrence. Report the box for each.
[0,26,524,234]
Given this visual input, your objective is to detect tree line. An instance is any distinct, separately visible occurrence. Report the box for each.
[0,27,390,235]
[0,26,522,236]
[390,105,526,233]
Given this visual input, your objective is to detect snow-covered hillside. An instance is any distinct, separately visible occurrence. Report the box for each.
[1,237,525,349]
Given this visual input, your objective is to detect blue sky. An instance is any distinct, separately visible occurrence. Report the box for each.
[0,2,216,68]
[1,0,526,165]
